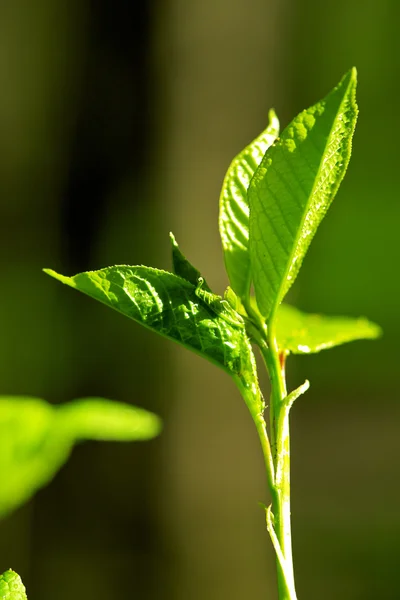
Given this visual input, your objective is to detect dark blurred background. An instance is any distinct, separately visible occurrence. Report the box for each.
[0,1,397,598]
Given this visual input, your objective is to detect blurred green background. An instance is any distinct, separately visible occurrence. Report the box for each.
[0,1,397,598]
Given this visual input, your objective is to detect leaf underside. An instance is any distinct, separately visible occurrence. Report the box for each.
[249,68,358,321]
[0,397,161,518]
[276,304,382,354]
[219,110,279,301]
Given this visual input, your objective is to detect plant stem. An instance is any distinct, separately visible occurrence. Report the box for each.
[242,305,304,599]
[274,406,296,600]
[237,377,293,599]
[253,413,276,495]
[235,377,275,496]
[259,320,297,600]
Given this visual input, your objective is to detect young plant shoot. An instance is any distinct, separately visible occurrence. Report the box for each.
[44,67,381,599]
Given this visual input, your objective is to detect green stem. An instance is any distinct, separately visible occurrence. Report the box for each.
[254,413,276,495]
[265,504,297,600]
[236,376,292,599]
[274,407,295,600]
[235,377,275,495]
[256,318,296,600]
[241,302,308,599]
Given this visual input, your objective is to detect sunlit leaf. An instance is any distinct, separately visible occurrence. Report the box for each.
[169,232,211,290]
[44,267,243,377]
[0,570,27,600]
[44,267,264,417]
[219,110,279,301]
[0,397,161,518]
[249,69,358,321]
[170,233,245,324]
[276,304,382,354]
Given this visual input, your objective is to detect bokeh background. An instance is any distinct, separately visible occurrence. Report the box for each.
[0,1,397,599]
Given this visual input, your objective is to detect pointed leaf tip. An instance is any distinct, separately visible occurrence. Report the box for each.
[219,110,279,301]
[249,70,358,320]
[169,233,210,289]
[350,66,357,79]
[43,268,75,287]
[268,108,279,129]
[342,66,357,81]
[0,569,27,599]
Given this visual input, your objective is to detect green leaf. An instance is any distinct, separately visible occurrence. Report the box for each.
[219,110,279,301]
[56,398,161,441]
[169,232,211,291]
[0,570,27,600]
[169,234,245,325]
[276,304,382,354]
[44,266,247,377]
[249,68,358,321]
[0,396,161,518]
[44,267,264,417]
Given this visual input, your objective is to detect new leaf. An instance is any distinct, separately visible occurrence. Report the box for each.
[219,110,279,301]
[249,68,358,321]
[170,232,211,291]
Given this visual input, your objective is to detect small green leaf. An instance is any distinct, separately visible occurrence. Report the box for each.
[0,570,27,600]
[56,398,161,441]
[169,232,211,291]
[0,397,161,518]
[44,267,264,417]
[169,235,244,326]
[276,304,382,354]
[249,69,358,321]
[219,110,279,301]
